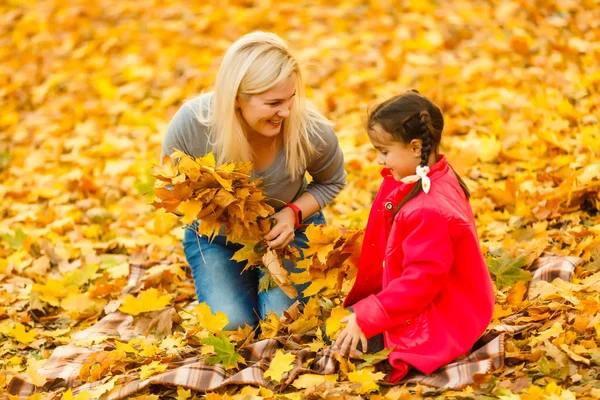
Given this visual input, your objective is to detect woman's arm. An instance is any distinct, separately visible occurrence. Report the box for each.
[265,124,346,249]
[264,191,321,249]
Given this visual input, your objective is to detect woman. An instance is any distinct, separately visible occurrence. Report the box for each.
[161,31,346,329]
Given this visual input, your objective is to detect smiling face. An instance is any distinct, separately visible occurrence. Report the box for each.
[236,73,297,139]
[369,123,422,182]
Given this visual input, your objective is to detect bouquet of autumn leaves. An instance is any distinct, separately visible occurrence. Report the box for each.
[153,150,299,297]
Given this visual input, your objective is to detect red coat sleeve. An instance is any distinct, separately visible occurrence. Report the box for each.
[352,208,454,338]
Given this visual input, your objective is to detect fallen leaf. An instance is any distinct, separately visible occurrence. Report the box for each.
[12,323,37,345]
[194,303,229,333]
[140,360,168,380]
[262,249,298,299]
[119,288,173,316]
[264,349,296,382]
[325,306,352,337]
[347,368,387,394]
[201,334,244,369]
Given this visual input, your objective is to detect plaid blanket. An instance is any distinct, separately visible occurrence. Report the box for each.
[7,253,583,398]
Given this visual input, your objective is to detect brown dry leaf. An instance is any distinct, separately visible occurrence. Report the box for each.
[262,249,297,299]
[133,307,183,338]
[506,281,528,306]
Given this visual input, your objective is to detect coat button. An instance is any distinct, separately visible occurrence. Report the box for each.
[384,202,393,211]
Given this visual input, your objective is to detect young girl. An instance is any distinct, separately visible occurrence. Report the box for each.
[334,90,495,382]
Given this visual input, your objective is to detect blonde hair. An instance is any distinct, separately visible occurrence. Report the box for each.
[197,31,332,179]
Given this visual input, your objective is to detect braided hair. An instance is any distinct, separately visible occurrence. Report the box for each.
[419,110,433,168]
[367,90,470,214]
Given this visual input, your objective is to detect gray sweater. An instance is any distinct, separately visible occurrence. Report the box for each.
[161,93,347,211]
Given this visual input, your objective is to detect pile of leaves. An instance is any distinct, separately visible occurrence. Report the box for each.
[153,150,306,298]
[153,151,274,242]
[1,0,600,399]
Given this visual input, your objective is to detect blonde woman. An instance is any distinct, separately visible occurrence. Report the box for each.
[161,32,346,329]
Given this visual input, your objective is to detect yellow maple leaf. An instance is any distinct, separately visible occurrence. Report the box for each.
[119,288,173,316]
[529,322,564,347]
[0,258,8,274]
[347,368,386,394]
[115,341,137,354]
[26,359,46,386]
[260,311,281,339]
[107,262,130,279]
[62,389,90,400]
[492,304,513,320]
[146,208,179,235]
[506,281,527,306]
[140,360,168,380]
[139,342,161,358]
[208,170,233,192]
[32,278,68,307]
[303,296,322,319]
[89,376,119,398]
[175,156,202,182]
[155,154,179,178]
[61,293,97,319]
[325,306,352,337]
[231,241,263,270]
[304,224,342,263]
[194,152,216,167]
[303,269,339,298]
[176,387,191,400]
[521,384,546,400]
[12,323,37,345]
[195,303,229,333]
[291,373,338,389]
[264,350,296,382]
[212,189,237,208]
[178,200,204,225]
[288,316,320,335]
[7,356,22,365]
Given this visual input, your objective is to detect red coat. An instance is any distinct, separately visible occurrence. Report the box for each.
[344,155,495,377]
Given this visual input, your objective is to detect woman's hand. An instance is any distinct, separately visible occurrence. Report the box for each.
[263,206,296,249]
[334,313,368,357]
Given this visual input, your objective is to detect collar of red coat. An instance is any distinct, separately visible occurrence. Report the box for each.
[380,154,450,204]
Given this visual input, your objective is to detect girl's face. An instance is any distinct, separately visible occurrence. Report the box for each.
[369,123,422,182]
[236,73,297,140]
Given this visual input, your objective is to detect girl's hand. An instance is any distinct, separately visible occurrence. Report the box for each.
[263,207,296,249]
[334,313,367,357]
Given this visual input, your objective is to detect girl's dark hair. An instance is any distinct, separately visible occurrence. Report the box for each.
[367,90,470,213]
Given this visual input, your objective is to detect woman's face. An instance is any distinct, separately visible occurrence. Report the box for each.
[236,73,297,139]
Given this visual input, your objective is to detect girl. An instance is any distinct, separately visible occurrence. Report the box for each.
[161,32,346,329]
[334,90,495,382]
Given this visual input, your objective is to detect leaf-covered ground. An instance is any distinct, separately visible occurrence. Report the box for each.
[1,0,600,399]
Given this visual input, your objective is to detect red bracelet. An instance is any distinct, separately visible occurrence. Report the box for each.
[285,202,303,230]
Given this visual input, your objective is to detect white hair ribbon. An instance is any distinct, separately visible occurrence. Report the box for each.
[400,165,431,194]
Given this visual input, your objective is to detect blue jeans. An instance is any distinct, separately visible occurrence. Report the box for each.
[183,210,326,330]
